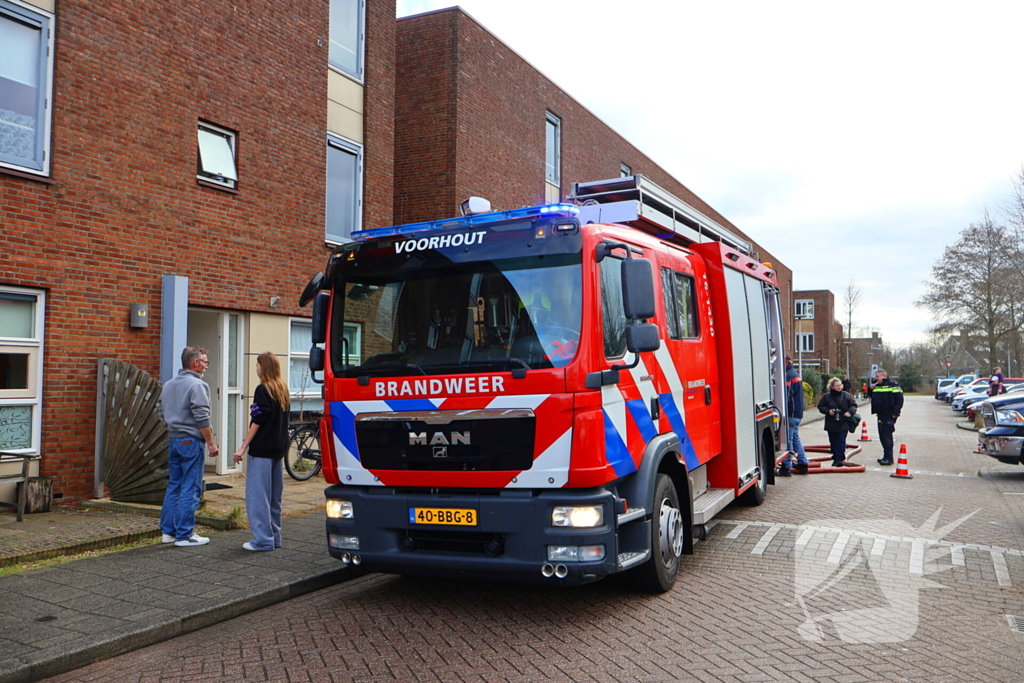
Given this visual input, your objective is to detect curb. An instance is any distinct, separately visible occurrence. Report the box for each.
[0,528,161,569]
[0,566,357,683]
[82,499,235,531]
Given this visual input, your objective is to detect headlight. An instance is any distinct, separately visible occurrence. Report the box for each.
[995,409,1024,426]
[551,505,604,528]
[326,500,354,519]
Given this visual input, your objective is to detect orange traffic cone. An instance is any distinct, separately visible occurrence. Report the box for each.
[890,444,913,479]
[858,421,871,442]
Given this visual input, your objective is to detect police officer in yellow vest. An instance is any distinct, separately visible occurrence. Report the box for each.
[869,368,904,466]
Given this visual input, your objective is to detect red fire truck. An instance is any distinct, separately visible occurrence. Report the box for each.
[299,175,787,592]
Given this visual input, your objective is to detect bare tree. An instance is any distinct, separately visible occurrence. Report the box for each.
[916,214,1024,367]
[843,280,862,341]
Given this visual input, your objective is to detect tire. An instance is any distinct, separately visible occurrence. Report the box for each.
[630,473,684,593]
[285,423,322,481]
[741,435,768,506]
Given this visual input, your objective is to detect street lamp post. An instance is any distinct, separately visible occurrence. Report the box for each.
[844,341,852,376]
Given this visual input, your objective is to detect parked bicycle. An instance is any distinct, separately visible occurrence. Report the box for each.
[285,420,322,481]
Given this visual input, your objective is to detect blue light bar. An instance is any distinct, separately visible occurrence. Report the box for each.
[351,203,580,241]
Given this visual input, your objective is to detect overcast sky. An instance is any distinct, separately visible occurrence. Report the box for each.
[395,1,1024,348]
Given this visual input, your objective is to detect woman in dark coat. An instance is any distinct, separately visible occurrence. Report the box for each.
[818,377,858,467]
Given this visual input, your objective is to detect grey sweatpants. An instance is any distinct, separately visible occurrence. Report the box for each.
[246,456,283,551]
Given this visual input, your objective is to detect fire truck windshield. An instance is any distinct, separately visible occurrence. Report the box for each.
[331,254,582,377]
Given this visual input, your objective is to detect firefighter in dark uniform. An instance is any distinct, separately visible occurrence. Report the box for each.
[869,368,904,465]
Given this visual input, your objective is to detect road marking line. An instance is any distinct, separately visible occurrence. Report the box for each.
[951,546,965,566]
[991,550,1012,587]
[795,526,816,548]
[870,536,886,559]
[910,539,926,575]
[827,531,853,564]
[752,524,783,555]
[725,522,749,539]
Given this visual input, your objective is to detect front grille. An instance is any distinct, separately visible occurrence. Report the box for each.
[355,409,535,472]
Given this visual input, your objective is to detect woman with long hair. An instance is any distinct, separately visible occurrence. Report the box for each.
[817,377,858,467]
[233,352,290,551]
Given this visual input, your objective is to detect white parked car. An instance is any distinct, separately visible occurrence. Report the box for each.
[952,385,993,412]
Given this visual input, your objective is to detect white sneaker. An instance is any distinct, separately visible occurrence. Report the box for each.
[242,541,270,551]
[161,534,175,544]
[174,534,210,547]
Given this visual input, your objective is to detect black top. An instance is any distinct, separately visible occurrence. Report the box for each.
[248,384,288,459]
[817,390,857,432]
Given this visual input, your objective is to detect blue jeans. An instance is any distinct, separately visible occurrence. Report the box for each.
[828,429,848,464]
[782,417,808,468]
[245,456,283,550]
[160,437,205,541]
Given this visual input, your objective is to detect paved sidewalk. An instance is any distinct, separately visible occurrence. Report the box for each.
[0,475,347,683]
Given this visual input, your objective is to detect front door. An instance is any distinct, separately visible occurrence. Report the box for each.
[188,309,244,475]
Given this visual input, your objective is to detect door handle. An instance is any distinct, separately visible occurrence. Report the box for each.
[705,385,713,405]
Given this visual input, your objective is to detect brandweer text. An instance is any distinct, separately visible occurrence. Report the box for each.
[374,375,506,398]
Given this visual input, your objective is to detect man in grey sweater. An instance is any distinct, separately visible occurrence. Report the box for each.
[159,347,220,546]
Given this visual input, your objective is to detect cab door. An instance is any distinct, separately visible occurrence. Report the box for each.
[654,246,720,468]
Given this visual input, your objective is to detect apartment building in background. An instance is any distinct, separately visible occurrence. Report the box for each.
[0,0,395,503]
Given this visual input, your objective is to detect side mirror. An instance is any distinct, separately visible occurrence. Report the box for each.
[311,292,330,345]
[626,323,660,354]
[308,347,325,383]
[299,272,325,308]
[621,257,655,320]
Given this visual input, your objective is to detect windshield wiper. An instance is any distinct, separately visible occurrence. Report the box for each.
[455,358,529,379]
[354,361,427,377]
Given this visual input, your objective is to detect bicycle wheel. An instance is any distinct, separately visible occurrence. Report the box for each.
[285,423,322,481]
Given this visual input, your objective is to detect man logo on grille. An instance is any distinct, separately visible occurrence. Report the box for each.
[409,431,471,446]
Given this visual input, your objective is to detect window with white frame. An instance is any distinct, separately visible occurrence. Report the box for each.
[330,0,365,80]
[620,163,631,177]
[289,319,359,412]
[795,299,814,319]
[0,0,54,175]
[795,333,814,353]
[326,135,362,243]
[545,112,561,187]
[0,287,44,455]
[197,121,238,189]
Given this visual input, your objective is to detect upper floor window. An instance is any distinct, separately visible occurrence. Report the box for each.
[197,121,237,189]
[545,112,561,187]
[0,0,54,176]
[330,0,365,80]
[326,135,363,243]
[795,299,814,319]
[620,163,632,177]
[661,269,698,339]
[795,332,814,353]
[0,286,44,454]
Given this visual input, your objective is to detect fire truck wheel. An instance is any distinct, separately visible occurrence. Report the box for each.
[741,436,769,505]
[630,473,684,593]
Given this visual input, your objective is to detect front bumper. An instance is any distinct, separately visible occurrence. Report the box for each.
[977,428,1024,464]
[324,485,632,586]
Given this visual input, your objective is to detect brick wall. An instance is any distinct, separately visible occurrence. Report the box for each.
[395,8,792,321]
[0,0,394,502]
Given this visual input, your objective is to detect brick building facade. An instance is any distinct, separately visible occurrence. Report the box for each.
[0,0,394,503]
[393,7,793,323]
[791,289,844,374]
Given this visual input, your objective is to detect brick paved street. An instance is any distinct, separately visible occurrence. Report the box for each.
[42,397,1024,682]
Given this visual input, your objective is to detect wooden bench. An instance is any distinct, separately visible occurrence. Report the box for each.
[0,454,33,522]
